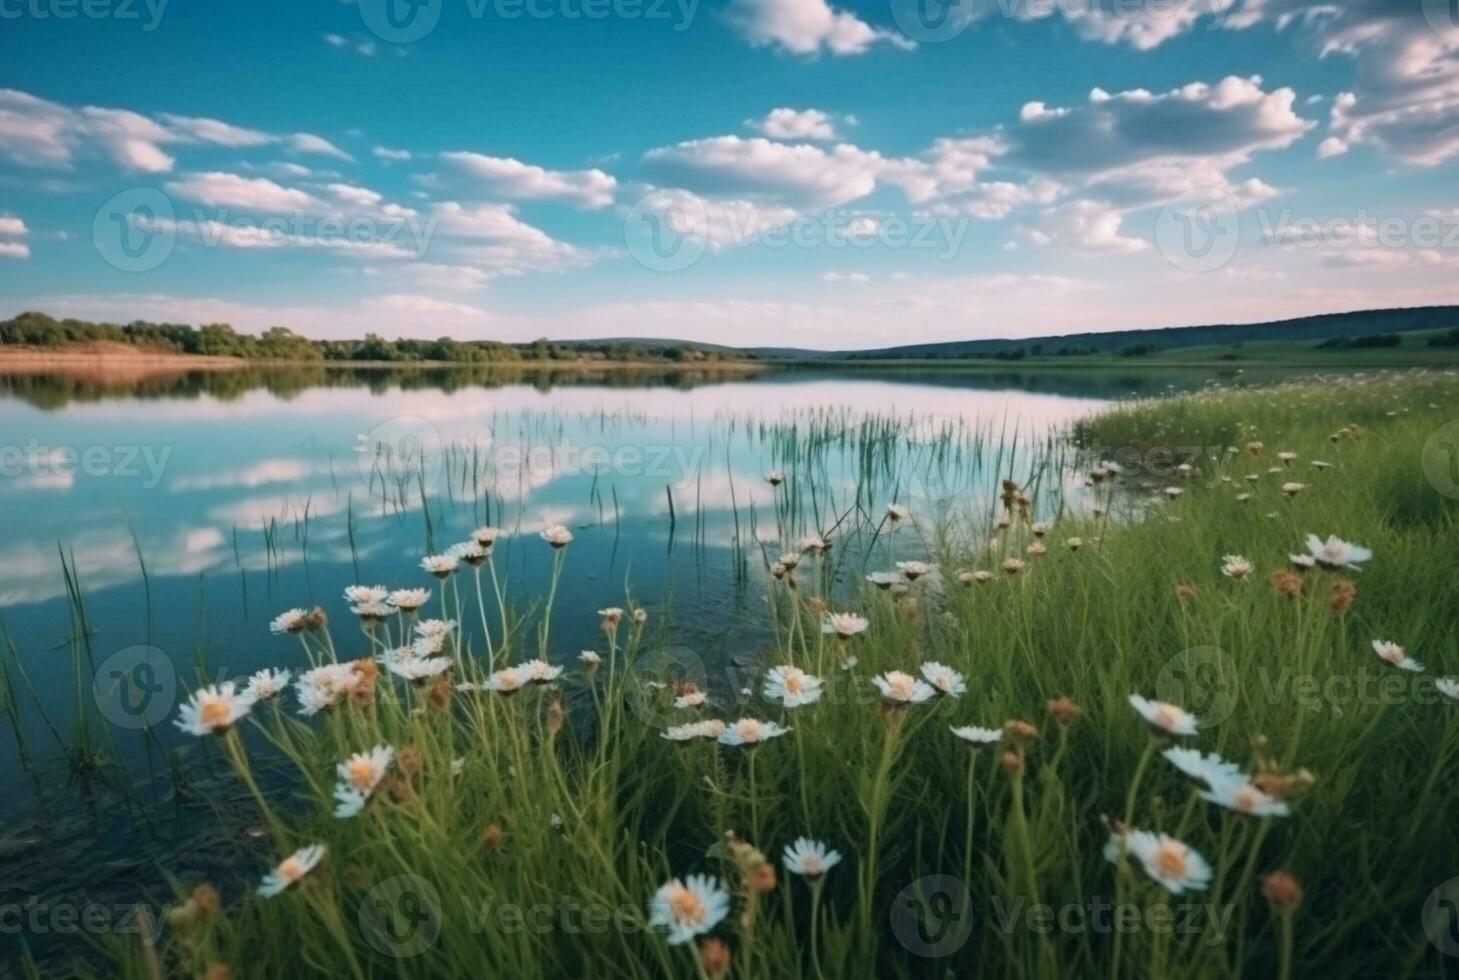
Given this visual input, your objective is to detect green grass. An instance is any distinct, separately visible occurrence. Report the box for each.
[92,370,1459,980]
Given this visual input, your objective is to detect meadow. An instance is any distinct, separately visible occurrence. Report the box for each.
[43,369,1459,978]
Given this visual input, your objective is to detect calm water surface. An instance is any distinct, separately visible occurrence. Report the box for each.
[0,364,1258,969]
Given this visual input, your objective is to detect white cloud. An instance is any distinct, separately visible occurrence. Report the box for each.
[374,146,412,162]
[0,88,353,173]
[0,242,29,259]
[628,188,800,250]
[323,32,378,56]
[643,135,887,208]
[165,171,322,212]
[726,0,913,55]
[440,151,618,209]
[752,107,840,140]
[1015,200,1149,254]
[0,215,27,236]
[158,113,274,148]
[431,201,591,275]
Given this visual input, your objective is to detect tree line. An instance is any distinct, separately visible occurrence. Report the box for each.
[0,312,749,364]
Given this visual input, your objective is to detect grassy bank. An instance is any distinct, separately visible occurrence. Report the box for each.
[91,371,1459,979]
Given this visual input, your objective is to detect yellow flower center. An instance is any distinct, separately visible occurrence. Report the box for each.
[1154,704,1182,729]
[1235,787,1261,812]
[737,720,763,741]
[348,758,377,791]
[278,857,303,882]
[1155,842,1188,878]
[199,699,231,727]
[783,673,804,695]
[668,887,705,924]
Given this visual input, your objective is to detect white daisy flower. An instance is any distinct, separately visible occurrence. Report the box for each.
[647,875,731,945]
[343,585,388,605]
[1200,776,1290,817]
[412,634,447,657]
[1311,460,1332,470]
[1127,830,1212,894]
[1030,521,1052,537]
[269,608,309,635]
[1277,451,1297,465]
[420,554,459,577]
[333,744,394,818]
[351,601,392,621]
[175,682,253,736]
[1436,678,1459,701]
[777,553,801,571]
[1026,541,1047,558]
[872,671,936,705]
[386,655,453,682]
[1304,533,1373,570]
[522,658,564,683]
[1128,693,1198,736]
[821,612,869,640]
[1372,639,1423,672]
[717,717,791,746]
[579,650,603,667]
[486,666,530,694]
[257,844,326,898]
[471,526,503,546]
[886,503,911,524]
[896,560,936,581]
[1162,747,1241,787]
[449,541,490,565]
[1288,554,1316,569]
[1002,558,1025,575]
[1065,537,1083,551]
[662,720,727,741]
[1281,482,1306,497]
[674,690,708,709]
[1235,493,1252,502]
[799,534,829,553]
[414,619,456,640]
[765,469,785,486]
[950,725,1002,746]
[598,607,625,627]
[540,524,574,547]
[295,663,362,716]
[865,571,900,590]
[244,668,292,702]
[782,838,842,878]
[919,662,966,697]
[1164,487,1183,499]
[1221,555,1254,580]
[388,588,431,611]
[763,665,824,708]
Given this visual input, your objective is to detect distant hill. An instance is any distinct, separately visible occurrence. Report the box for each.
[731,306,1459,361]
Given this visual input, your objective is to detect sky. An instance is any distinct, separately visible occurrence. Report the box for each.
[0,0,1457,348]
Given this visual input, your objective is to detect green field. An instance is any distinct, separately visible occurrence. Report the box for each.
[91,370,1459,980]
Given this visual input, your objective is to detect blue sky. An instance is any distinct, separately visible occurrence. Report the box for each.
[0,0,1457,347]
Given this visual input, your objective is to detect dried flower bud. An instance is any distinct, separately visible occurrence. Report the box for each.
[1175,583,1198,603]
[396,746,422,778]
[1261,871,1303,914]
[1004,719,1039,744]
[1328,579,1357,615]
[746,862,777,895]
[1046,697,1081,728]
[999,749,1025,776]
[1270,571,1303,599]
[205,964,233,980]
[546,698,565,737]
[481,822,506,852]
[697,937,731,979]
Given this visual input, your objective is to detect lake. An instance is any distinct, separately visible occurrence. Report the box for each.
[0,362,1267,967]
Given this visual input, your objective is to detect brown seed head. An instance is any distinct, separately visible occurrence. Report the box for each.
[697,937,731,979]
[1261,871,1304,914]
[1046,697,1082,728]
[999,749,1025,776]
[1270,570,1303,599]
